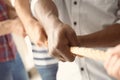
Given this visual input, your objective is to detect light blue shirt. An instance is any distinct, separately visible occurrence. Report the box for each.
[53,0,119,80]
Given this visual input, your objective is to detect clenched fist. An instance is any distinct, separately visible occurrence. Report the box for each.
[104,45,120,80]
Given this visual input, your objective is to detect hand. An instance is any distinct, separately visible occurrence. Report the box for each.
[14,0,47,46]
[26,19,47,46]
[33,0,78,61]
[104,44,120,80]
[11,18,26,37]
[48,23,78,62]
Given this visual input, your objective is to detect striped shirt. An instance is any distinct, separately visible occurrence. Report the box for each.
[31,43,58,66]
[0,0,17,62]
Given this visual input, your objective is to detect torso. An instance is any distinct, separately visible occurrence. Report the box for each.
[54,0,119,35]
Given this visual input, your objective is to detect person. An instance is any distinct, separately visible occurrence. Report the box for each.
[11,0,59,80]
[31,43,58,80]
[52,1,120,80]
[14,0,120,80]
[0,0,29,80]
[104,44,120,80]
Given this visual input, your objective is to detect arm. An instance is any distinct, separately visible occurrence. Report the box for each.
[0,18,25,36]
[14,0,35,31]
[78,24,120,47]
[0,19,14,36]
[32,0,78,61]
[15,0,33,23]
[0,0,25,36]
[14,0,47,46]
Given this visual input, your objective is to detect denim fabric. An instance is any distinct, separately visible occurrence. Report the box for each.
[0,53,29,80]
[36,63,58,80]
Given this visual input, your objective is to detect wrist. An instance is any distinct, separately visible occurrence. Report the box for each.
[77,36,82,47]
[77,36,88,47]
[25,19,39,34]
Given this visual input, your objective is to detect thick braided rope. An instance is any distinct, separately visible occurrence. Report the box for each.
[71,47,108,61]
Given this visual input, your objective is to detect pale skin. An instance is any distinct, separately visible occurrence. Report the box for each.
[104,44,120,80]
[14,0,47,46]
[0,18,25,36]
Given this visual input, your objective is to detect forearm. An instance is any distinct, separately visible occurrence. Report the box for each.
[14,0,40,36]
[33,0,59,34]
[14,0,34,25]
[78,24,120,47]
[0,20,13,36]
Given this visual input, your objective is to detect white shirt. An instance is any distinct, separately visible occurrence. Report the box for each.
[53,0,119,35]
[52,0,119,80]
[12,0,119,79]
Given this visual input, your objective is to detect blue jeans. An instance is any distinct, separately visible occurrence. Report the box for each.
[0,53,29,80]
[36,63,58,80]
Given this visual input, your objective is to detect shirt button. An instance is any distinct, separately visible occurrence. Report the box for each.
[73,21,77,26]
[81,67,84,71]
[73,1,77,5]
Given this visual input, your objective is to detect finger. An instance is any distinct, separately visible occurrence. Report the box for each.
[107,55,119,74]
[37,37,47,47]
[52,54,65,62]
[105,46,120,68]
[49,48,66,62]
[38,31,47,46]
[62,47,75,61]
[56,46,75,62]
[111,58,120,79]
[104,49,114,68]
[51,47,75,62]
[64,24,78,46]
